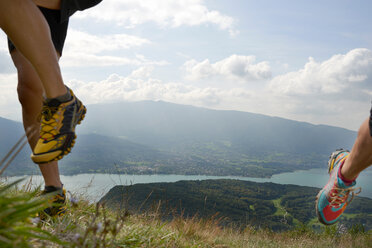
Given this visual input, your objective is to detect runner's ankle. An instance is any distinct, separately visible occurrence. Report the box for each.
[338,160,356,185]
[46,88,72,103]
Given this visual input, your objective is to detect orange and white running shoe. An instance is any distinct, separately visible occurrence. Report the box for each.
[315,149,361,225]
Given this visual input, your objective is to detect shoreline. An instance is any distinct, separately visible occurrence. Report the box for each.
[2,169,372,200]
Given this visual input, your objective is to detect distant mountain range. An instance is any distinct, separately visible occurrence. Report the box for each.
[0,101,357,176]
[80,101,356,155]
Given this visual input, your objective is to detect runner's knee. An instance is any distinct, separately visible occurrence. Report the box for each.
[17,77,43,108]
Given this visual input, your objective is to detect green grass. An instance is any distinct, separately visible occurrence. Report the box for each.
[342,213,372,218]
[271,198,303,227]
[0,179,66,247]
[272,198,286,216]
[1,181,371,248]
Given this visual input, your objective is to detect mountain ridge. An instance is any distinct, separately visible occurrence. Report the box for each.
[0,101,358,176]
[79,101,356,154]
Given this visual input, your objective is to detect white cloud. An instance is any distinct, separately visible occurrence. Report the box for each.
[61,53,168,67]
[184,55,271,82]
[1,48,370,131]
[269,48,372,95]
[0,73,20,120]
[77,0,237,35]
[364,89,372,96]
[263,48,372,130]
[0,33,8,53]
[61,53,140,67]
[130,66,154,78]
[66,70,255,109]
[0,33,15,73]
[64,29,150,54]
[0,73,17,103]
[61,30,166,67]
[64,49,371,131]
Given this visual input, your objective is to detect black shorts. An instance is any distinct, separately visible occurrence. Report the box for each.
[8,6,69,56]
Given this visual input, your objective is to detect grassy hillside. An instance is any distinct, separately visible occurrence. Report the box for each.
[0,180,371,248]
[100,179,372,232]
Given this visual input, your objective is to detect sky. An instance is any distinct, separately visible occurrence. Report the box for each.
[0,0,371,131]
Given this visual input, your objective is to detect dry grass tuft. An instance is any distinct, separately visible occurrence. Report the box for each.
[1,181,371,248]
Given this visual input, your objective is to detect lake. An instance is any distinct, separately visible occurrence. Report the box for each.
[3,168,372,201]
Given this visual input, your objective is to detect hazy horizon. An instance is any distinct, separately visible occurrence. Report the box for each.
[0,99,360,132]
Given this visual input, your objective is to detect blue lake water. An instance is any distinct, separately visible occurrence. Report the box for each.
[3,168,372,201]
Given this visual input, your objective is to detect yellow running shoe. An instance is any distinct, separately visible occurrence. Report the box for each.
[38,186,67,220]
[31,90,86,164]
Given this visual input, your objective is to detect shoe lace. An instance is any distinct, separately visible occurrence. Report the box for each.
[40,104,60,140]
[329,186,361,208]
[40,189,66,204]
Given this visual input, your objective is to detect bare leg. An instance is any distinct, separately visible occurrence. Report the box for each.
[341,118,372,180]
[0,0,66,98]
[12,50,62,188]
